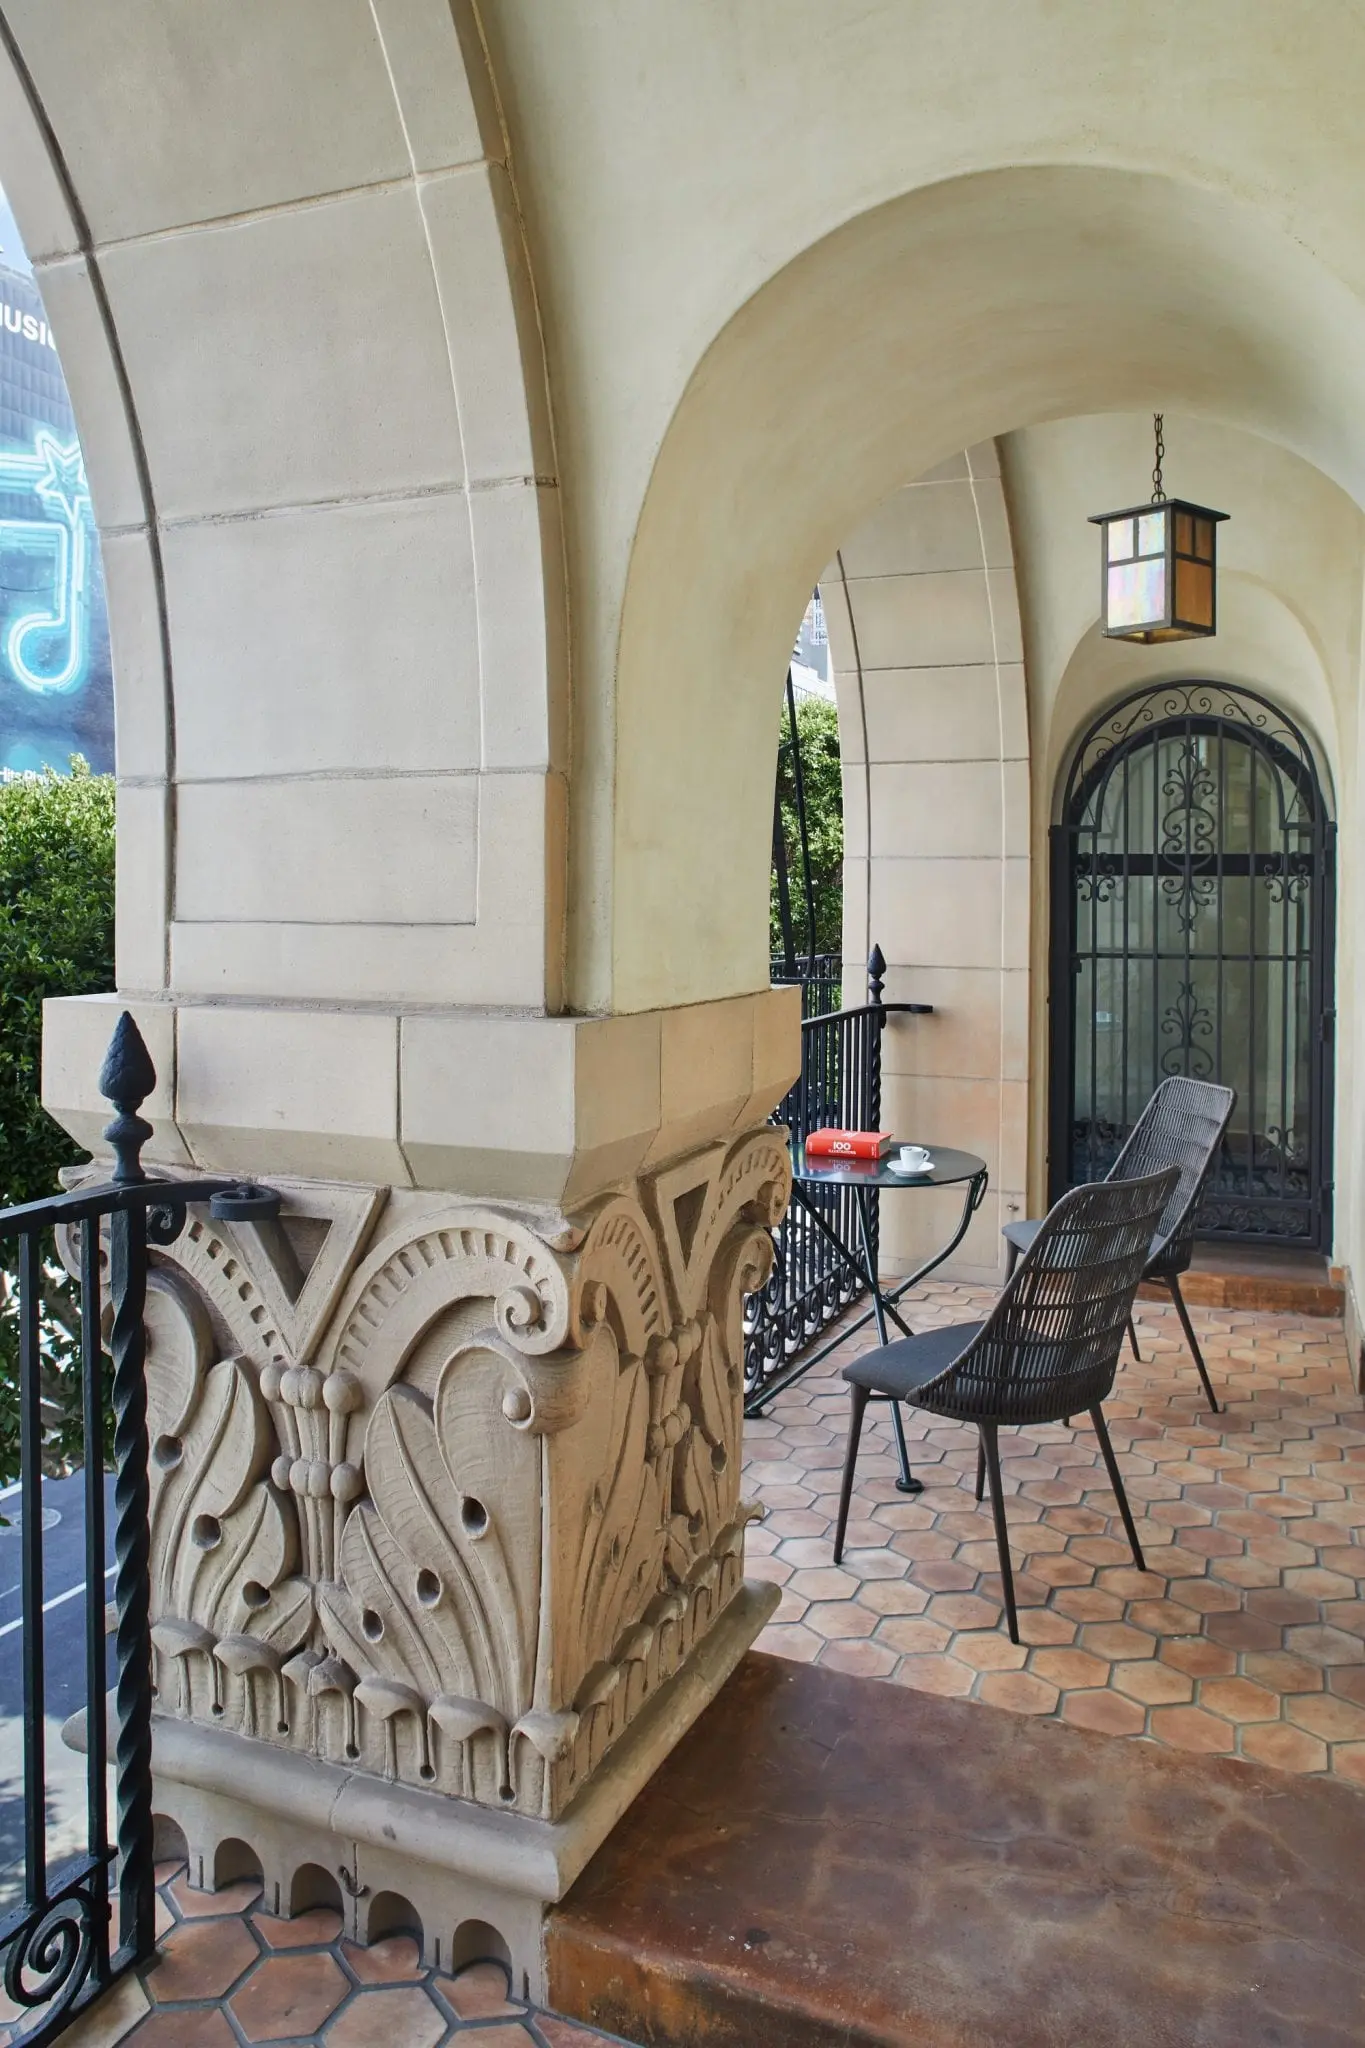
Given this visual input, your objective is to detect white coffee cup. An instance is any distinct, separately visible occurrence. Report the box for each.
[897,1144,931,1172]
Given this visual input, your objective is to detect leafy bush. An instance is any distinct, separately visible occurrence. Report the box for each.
[770,692,844,962]
[0,762,114,1483]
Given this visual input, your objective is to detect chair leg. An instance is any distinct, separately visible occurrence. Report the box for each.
[1127,1314,1142,1362]
[834,1385,870,1564]
[980,1422,1018,1644]
[975,1439,985,1503]
[1168,1274,1220,1415]
[1089,1404,1146,1573]
[889,1398,921,1494]
[1005,1239,1020,1280]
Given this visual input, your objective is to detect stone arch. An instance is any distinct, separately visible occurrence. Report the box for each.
[822,444,1029,1281]
[604,162,1365,1019]
[0,1,566,1011]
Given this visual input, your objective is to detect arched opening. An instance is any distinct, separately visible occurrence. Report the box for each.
[741,409,1364,1767]
[449,1915,511,1974]
[366,1889,424,1947]
[212,1836,263,1890]
[1049,682,1335,1251]
[289,1863,344,1919]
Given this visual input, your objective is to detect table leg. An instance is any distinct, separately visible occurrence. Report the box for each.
[880,1168,989,1320]
[855,1186,890,1349]
[855,1187,921,1495]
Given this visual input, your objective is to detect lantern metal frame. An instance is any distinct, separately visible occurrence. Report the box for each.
[1088,495,1229,643]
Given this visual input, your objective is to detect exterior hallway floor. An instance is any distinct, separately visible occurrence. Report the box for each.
[745,1283,1365,1778]
[0,1863,637,2048]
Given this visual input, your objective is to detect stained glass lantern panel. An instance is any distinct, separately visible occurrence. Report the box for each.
[1089,497,1227,643]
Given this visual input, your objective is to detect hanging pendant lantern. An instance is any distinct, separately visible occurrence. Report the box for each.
[1089,415,1228,642]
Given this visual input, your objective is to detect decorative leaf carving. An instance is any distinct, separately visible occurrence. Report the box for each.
[149,1349,306,1648]
[553,1327,666,1713]
[325,1343,540,1720]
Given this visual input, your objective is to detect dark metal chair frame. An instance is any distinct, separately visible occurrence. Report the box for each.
[834,1168,1179,1642]
[1005,1075,1236,1415]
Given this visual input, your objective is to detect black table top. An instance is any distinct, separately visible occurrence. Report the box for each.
[791,1143,988,1190]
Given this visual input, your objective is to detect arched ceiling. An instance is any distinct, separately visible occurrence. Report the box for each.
[605,164,1365,1011]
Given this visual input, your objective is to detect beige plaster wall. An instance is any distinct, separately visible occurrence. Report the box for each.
[1000,413,1365,1275]
[0,0,567,1018]
[824,446,1028,1284]
[473,0,1365,1016]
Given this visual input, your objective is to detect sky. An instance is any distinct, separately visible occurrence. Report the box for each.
[0,184,32,276]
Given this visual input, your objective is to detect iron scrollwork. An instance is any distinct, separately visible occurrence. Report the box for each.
[1160,982,1215,1079]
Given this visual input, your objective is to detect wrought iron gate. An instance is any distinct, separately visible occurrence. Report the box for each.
[1050,682,1335,1248]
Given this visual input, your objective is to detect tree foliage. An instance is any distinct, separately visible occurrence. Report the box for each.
[770,692,844,964]
[0,763,115,1484]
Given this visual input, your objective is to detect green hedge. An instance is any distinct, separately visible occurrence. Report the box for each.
[770,692,844,961]
[0,761,115,1483]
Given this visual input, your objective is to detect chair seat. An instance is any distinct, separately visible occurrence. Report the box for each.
[1002,1217,1043,1257]
[843,1320,986,1400]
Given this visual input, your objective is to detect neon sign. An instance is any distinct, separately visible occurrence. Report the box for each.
[0,426,94,695]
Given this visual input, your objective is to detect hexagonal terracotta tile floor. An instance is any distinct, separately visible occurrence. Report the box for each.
[0,1863,638,2048]
[746,1282,1365,1781]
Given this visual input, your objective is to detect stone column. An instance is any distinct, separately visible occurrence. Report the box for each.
[45,991,796,1994]
[13,0,804,1992]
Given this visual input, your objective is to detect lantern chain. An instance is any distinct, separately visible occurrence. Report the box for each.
[1151,413,1165,503]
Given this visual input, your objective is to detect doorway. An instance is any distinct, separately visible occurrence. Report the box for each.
[1049,682,1335,1248]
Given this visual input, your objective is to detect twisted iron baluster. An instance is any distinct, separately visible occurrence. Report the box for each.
[98,1015,158,1964]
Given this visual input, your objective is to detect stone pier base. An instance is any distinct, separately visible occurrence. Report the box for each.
[142,1582,775,1999]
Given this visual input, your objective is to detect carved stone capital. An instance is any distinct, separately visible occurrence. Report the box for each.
[79,1126,789,1825]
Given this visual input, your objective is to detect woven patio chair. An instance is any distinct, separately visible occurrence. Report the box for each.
[833,1168,1178,1642]
[1004,1075,1236,1415]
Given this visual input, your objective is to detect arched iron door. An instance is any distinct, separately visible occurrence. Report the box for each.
[1050,683,1335,1248]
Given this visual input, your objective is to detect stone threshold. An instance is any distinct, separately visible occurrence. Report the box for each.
[1143,1239,1344,1318]
[546,1650,1365,2046]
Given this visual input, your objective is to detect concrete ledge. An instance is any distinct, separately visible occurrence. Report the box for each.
[548,1650,1365,2046]
[41,987,800,1203]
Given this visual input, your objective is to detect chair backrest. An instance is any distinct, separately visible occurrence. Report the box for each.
[1106,1075,1236,1269]
[917,1169,1179,1427]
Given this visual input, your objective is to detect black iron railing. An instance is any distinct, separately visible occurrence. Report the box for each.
[0,1015,277,2046]
[771,952,842,1019]
[745,948,929,1412]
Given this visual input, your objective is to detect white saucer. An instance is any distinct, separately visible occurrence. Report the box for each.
[888,1156,933,1176]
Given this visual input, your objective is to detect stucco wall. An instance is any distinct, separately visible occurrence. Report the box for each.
[824,445,1028,1284]
[0,0,568,1018]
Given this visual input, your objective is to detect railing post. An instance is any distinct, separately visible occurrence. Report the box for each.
[18,1229,45,1918]
[0,1014,281,2038]
[867,943,886,1012]
[98,1017,157,1967]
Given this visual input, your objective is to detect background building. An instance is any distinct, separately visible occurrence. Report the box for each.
[0,185,111,774]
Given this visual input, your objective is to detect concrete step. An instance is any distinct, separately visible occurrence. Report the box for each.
[547,1651,1365,2047]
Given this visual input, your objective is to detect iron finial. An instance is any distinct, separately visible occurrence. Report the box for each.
[867,944,886,1008]
[99,1011,156,1186]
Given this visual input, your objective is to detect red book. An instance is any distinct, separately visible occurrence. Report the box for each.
[805,1128,894,1160]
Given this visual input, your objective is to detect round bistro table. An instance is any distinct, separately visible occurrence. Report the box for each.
[788,1141,989,1493]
